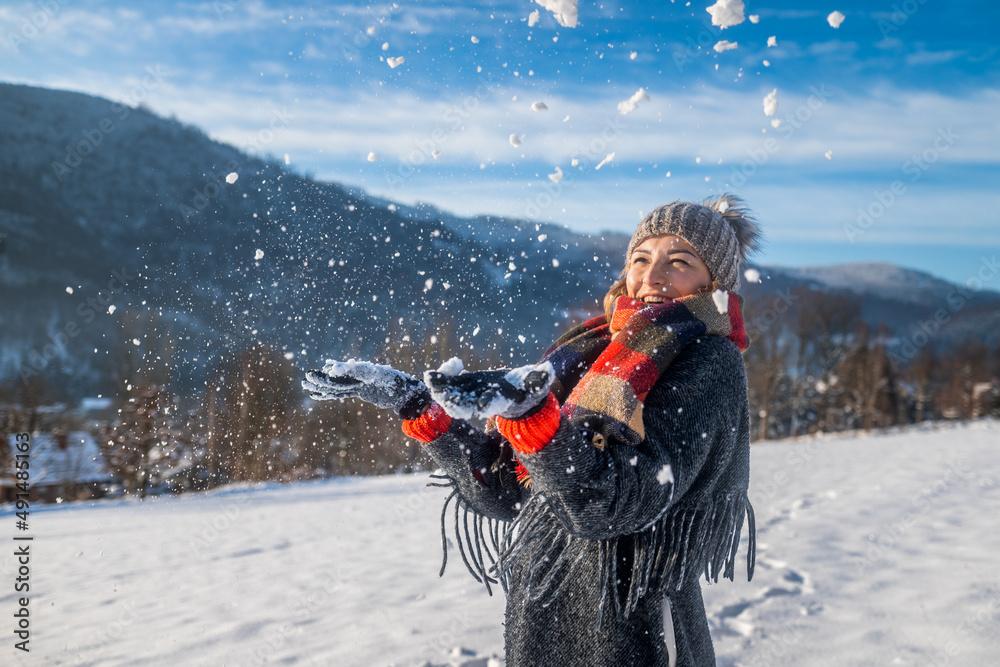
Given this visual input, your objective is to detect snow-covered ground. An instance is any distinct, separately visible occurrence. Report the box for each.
[3,419,999,666]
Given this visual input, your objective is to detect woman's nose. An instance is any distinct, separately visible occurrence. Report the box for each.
[645,260,668,285]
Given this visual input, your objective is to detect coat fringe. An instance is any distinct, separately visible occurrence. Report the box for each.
[430,475,756,626]
[493,491,757,625]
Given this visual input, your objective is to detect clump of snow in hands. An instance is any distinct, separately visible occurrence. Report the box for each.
[763,89,778,116]
[706,0,745,29]
[531,101,548,111]
[827,10,845,28]
[322,359,400,393]
[509,134,522,147]
[387,56,404,68]
[595,152,615,170]
[548,166,563,183]
[505,361,555,393]
[714,40,738,52]
[254,249,264,260]
[225,172,238,184]
[534,0,578,28]
[617,88,650,115]
[712,289,729,314]
[436,356,464,376]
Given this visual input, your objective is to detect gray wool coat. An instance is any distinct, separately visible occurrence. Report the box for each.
[422,334,756,667]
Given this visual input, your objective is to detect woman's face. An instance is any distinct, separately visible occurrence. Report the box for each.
[626,234,713,302]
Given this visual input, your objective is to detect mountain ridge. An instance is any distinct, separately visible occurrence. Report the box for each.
[2,82,998,398]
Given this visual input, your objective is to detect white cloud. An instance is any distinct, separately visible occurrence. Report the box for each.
[905,49,966,66]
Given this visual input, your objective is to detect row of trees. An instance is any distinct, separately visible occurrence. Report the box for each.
[2,291,998,499]
[743,287,1000,440]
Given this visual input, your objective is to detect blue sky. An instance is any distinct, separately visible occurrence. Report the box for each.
[2,0,998,285]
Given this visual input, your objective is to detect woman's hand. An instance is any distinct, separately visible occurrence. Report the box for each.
[424,359,555,421]
[302,360,431,419]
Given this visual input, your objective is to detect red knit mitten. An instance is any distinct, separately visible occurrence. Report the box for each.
[496,393,561,454]
[401,402,452,443]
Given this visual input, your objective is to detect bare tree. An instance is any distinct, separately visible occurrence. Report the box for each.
[101,384,187,497]
[205,342,297,482]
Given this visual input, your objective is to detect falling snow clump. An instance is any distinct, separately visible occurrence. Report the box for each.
[657,464,674,485]
[367,152,378,162]
[387,56,405,68]
[767,35,777,47]
[713,40,738,52]
[763,89,778,116]
[744,268,761,283]
[548,166,563,183]
[225,172,238,184]
[528,9,540,26]
[595,153,615,170]
[712,289,729,314]
[534,0,579,28]
[706,0,745,29]
[617,88,650,115]
[509,133,522,147]
[254,249,264,260]
[827,11,845,28]
[531,101,548,111]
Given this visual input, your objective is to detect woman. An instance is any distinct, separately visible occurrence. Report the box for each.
[303,194,761,666]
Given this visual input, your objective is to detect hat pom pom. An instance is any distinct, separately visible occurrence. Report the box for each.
[703,193,763,264]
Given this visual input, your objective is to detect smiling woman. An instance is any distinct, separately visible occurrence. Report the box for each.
[305,193,764,666]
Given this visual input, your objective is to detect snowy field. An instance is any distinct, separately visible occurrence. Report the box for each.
[3,419,999,667]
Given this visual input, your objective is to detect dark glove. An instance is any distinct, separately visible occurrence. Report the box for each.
[302,360,431,419]
[424,359,555,420]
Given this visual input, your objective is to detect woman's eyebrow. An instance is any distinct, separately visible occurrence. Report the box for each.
[666,249,697,257]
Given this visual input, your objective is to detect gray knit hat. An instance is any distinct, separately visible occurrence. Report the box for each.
[625,193,762,291]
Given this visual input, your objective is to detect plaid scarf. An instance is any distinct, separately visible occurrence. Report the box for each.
[543,291,748,447]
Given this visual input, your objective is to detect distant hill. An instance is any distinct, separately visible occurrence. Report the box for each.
[1,82,997,398]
